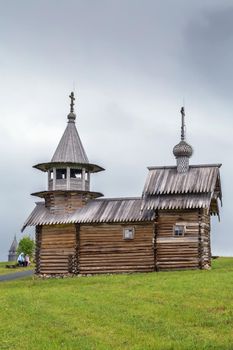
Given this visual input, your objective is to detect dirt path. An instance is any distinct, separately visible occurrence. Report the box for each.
[0,270,34,282]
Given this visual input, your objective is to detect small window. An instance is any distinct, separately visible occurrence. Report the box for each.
[50,170,53,180]
[70,169,82,179]
[123,227,135,240]
[173,224,186,236]
[56,169,67,180]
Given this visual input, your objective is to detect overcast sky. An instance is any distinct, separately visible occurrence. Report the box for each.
[0,0,232,260]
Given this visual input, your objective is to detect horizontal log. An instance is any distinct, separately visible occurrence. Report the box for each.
[79,269,154,274]
[79,265,154,271]
[40,270,69,274]
[79,253,153,259]
[79,250,153,254]
[40,262,70,265]
[158,257,199,262]
[157,262,199,266]
[40,256,69,260]
[80,262,154,268]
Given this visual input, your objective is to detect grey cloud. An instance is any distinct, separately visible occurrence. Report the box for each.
[0,0,232,260]
[182,6,233,99]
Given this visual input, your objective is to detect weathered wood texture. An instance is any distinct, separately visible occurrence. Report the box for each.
[35,210,211,275]
[142,165,222,216]
[79,222,154,274]
[155,209,210,270]
[22,198,155,230]
[144,165,221,196]
[48,178,89,191]
[199,208,211,268]
[35,225,42,274]
[37,224,77,274]
[44,192,88,214]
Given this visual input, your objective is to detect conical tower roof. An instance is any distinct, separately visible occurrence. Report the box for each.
[51,118,89,164]
[9,235,18,253]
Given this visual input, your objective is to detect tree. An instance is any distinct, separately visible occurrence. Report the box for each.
[17,235,35,258]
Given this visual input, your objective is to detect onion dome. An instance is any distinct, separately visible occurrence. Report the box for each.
[173,107,193,173]
[173,140,193,158]
[67,112,76,122]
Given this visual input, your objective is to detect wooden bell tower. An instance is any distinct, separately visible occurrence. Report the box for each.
[32,92,104,215]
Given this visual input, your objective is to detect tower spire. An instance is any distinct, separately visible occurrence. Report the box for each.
[68,91,76,122]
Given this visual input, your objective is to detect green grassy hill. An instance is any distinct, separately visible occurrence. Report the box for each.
[0,261,33,275]
[0,258,233,350]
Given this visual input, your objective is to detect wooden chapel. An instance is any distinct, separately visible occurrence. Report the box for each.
[22,93,222,275]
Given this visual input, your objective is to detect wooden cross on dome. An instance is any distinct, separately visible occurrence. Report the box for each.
[180,106,185,141]
[69,92,75,113]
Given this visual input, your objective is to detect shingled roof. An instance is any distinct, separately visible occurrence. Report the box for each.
[142,164,222,215]
[143,165,221,195]
[21,198,155,231]
[51,119,89,164]
[72,197,155,223]
[22,163,223,231]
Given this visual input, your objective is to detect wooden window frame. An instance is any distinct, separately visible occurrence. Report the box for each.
[173,223,186,237]
[56,168,67,180]
[123,227,135,240]
[70,169,82,179]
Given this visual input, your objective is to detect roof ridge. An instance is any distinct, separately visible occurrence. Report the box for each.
[95,197,141,201]
[148,164,222,170]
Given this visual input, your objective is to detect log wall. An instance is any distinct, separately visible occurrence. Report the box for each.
[35,225,42,274]
[199,208,211,268]
[44,192,87,214]
[37,224,77,274]
[35,209,211,275]
[79,222,154,274]
[156,209,211,270]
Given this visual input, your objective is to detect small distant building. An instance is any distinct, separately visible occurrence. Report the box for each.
[8,235,18,262]
[22,93,222,275]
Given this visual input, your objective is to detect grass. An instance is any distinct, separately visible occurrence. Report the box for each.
[0,261,34,275]
[0,258,233,350]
